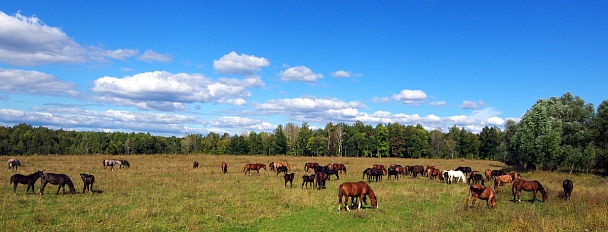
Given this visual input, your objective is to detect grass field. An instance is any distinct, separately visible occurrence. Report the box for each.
[1,155,607,231]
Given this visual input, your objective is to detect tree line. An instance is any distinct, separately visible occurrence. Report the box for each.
[1,93,607,173]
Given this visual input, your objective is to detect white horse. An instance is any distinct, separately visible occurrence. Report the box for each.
[7,158,21,171]
[448,170,466,184]
[103,159,122,171]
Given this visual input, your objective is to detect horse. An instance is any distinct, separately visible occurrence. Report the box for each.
[512,179,548,203]
[466,184,496,208]
[410,165,425,178]
[468,173,485,185]
[563,179,573,200]
[324,169,340,180]
[40,173,76,195]
[447,170,466,184]
[118,160,130,168]
[7,158,21,171]
[221,162,228,174]
[302,174,316,189]
[316,172,328,190]
[484,169,492,182]
[526,163,537,172]
[373,164,387,175]
[429,168,441,180]
[426,165,437,177]
[304,162,319,172]
[387,167,399,180]
[9,170,44,195]
[333,163,347,174]
[193,161,199,169]
[338,181,378,212]
[494,173,522,189]
[455,166,472,176]
[269,162,275,171]
[284,173,295,188]
[276,166,288,176]
[274,162,291,170]
[491,170,506,178]
[442,170,449,183]
[103,159,121,171]
[243,163,266,175]
[80,173,95,194]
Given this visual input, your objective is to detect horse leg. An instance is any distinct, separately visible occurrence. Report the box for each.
[532,190,537,203]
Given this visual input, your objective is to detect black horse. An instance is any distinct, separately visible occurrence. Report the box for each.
[10,170,44,195]
[276,166,288,176]
[80,173,95,194]
[118,160,130,168]
[40,173,76,195]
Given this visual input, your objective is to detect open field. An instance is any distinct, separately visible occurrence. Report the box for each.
[2,155,607,231]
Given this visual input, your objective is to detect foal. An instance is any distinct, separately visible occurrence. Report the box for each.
[80,173,95,194]
[284,173,295,188]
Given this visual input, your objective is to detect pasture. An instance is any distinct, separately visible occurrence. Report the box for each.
[2,155,607,231]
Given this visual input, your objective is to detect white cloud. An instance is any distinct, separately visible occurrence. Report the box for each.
[0,68,79,96]
[212,116,275,130]
[331,70,351,78]
[391,89,427,105]
[279,66,324,82]
[213,51,270,76]
[372,97,390,103]
[137,50,172,63]
[254,97,364,122]
[460,100,485,109]
[429,101,446,106]
[90,71,255,111]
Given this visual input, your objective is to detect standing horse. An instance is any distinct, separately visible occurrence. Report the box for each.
[333,163,347,174]
[316,172,328,190]
[7,158,21,171]
[563,179,573,200]
[221,162,228,174]
[284,173,295,188]
[484,169,492,183]
[466,184,496,208]
[193,161,199,169]
[80,173,95,194]
[448,170,466,184]
[512,179,548,203]
[304,162,319,172]
[10,170,44,195]
[40,173,76,195]
[338,181,378,212]
[302,174,315,189]
[373,164,387,175]
[118,160,130,168]
[243,163,266,175]
[103,159,121,171]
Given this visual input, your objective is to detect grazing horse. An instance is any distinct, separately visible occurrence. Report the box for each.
[494,173,522,189]
[466,184,496,208]
[410,165,425,178]
[387,167,399,180]
[193,161,199,169]
[428,168,441,180]
[276,166,288,176]
[221,162,228,174]
[80,173,95,194]
[7,158,21,171]
[10,170,44,195]
[455,166,472,176]
[243,163,266,175]
[338,181,378,212]
[491,170,506,179]
[118,160,130,168]
[302,174,316,189]
[40,173,76,195]
[284,173,295,188]
[425,166,437,177]
[304,162,320,172]
[103,159,121,171]
[447,170,466,184]
[512,179,548,203]
[316,172,328,190]
[373,164,387,175]
[333,163,347,174]
[563,179,573,200]
[468,173,485,185]
[484,169,492,182]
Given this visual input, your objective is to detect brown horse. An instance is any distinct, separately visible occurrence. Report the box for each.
[484,169,492,182]
[304,162,319,172]
[563,179,573,200]
[373,164,387,175]
[80,173,95,194]
[302,174,315,189]
[338,181,378,212]
[494,173,521,189]
[243,163,266,175]
[333,163,347,174]
[284,173,295,188]
[274,162,290,170]
[410,165,425,178]
[221,162,228,174]
[10,170,44,195]
[466,184,496,208]
[512,179,548,203]
[429,168,441,180]
[193,161,199,169]
[426,165,437,177]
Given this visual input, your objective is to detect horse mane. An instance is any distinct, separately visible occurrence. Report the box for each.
[536,181,546,192]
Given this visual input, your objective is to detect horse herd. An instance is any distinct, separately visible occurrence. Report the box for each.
[7,158,129,196]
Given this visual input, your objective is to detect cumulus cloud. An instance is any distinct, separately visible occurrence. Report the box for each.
[391,89,427,105]
[0,68,79,96]
[254,97,365,122]
[372,97,390,103]
[460,100,485,109]
[429,101,446,106]
[213,51,270,76]
[90,71,255,111]
[212,116,275,130]
[331,70,351,78]
[279,66,324,82]
[137,50,172,63]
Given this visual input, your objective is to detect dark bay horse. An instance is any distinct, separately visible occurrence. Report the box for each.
[40,173,76,195]
[7,158,21,171]
[80,173,95,194]
[284,173,295,188]
[302,174,315,189]
[338,181,378,212]
[304,162,319,172]
[243,163,266,175]
[466,184,496,208]
[221,162,228,174]
[512,179,548,203]
[193,161,199,169]
[10,170,44,194]
[563,179,573,200]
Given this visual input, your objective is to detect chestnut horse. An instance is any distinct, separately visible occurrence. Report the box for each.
[333,163,347,174]
[274,162,290,170]
[373,164,387,175]
[512,179,548,203]
[338,181,378,212]
[243,163,266,175]
[221,162,228,174]
[484,169,492,182]
[10,170,44,195]
[563,179,573,200]
[466,184,496,208]
[304,162,320,172]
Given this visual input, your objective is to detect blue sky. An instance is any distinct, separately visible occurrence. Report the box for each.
[0,2,606,136]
